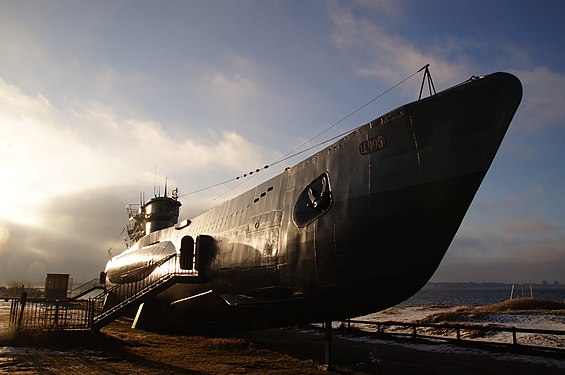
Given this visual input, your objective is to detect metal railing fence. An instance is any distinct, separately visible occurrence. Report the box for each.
[10,299,94,331]
[8,254,197,331]
[340,319,565,352]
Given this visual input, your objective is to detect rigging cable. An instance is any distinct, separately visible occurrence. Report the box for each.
[211,128,352,201]
[275,65,426,164]
[107,225,127,259]
[178,64,428,198]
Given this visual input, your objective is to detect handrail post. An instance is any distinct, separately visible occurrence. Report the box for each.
[17,291,28,329]
[88,299,94,328]
[54,300,59,328]
[512,327,517,346]
[10,299,16,324]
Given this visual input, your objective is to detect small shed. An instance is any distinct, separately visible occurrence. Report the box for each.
[45,273,70,300]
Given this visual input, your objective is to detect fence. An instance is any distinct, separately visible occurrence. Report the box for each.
[341,319,565,352]
[10,298,97,331]
[8,254,197,332]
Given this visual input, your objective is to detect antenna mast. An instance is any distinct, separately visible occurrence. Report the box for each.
[418,64,437,100]
[153,162,158,197]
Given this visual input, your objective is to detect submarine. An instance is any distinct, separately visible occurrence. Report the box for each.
[102,71,522,332]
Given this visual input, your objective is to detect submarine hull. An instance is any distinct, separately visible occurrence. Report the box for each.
[106,72,522,332]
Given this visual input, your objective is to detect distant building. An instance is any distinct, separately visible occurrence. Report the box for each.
[542,280,548,285]
[45,273,70,300]
[554,281,560,286]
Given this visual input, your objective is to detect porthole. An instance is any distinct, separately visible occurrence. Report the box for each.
[293,172,333,228]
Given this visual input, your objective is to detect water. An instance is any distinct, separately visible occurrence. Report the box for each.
[400,283,565,307]
[356,282,565,350]
[361,282,565,324]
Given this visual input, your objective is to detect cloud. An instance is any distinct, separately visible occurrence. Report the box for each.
[328,0,565,134]
[352,0,405,20]
[513,66,565,129]
[328,3,474,92]
[504,218,554,234]
[207,72,256,106]
[0,10,44,83]
[199,55,260,109]
[436,241,565,284]
[433,218,565,283]
[0,77,274,225]
[497,186,544,209]
[0,186,133,284]
[0,74,282,284]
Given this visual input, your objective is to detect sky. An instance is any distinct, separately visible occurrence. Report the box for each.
[1,0,564,285]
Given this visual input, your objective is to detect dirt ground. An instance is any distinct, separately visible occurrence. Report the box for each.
[1,319,564,374]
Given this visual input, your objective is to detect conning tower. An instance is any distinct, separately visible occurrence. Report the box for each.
[126,185,181,245]
[143,193,181,234]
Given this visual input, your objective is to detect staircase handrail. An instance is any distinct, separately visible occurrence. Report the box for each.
[91,255,201,329]
[91,273,179,328]
[68,278,103,299]
[91,252,178,304]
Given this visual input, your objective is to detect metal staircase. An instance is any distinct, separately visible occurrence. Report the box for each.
[67,278,105,300]
[10,254,203,332]
[90,253,203,330]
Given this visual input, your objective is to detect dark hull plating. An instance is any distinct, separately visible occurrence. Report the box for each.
[105,72,522,332]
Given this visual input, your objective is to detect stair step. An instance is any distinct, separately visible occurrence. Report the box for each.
[90,273,200,330]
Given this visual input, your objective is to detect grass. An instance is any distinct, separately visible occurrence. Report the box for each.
[477,298,565,312]
[0,321,327,374]
[417,298,565,324]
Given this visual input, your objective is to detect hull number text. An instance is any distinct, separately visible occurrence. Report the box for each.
[359,135,386,155]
